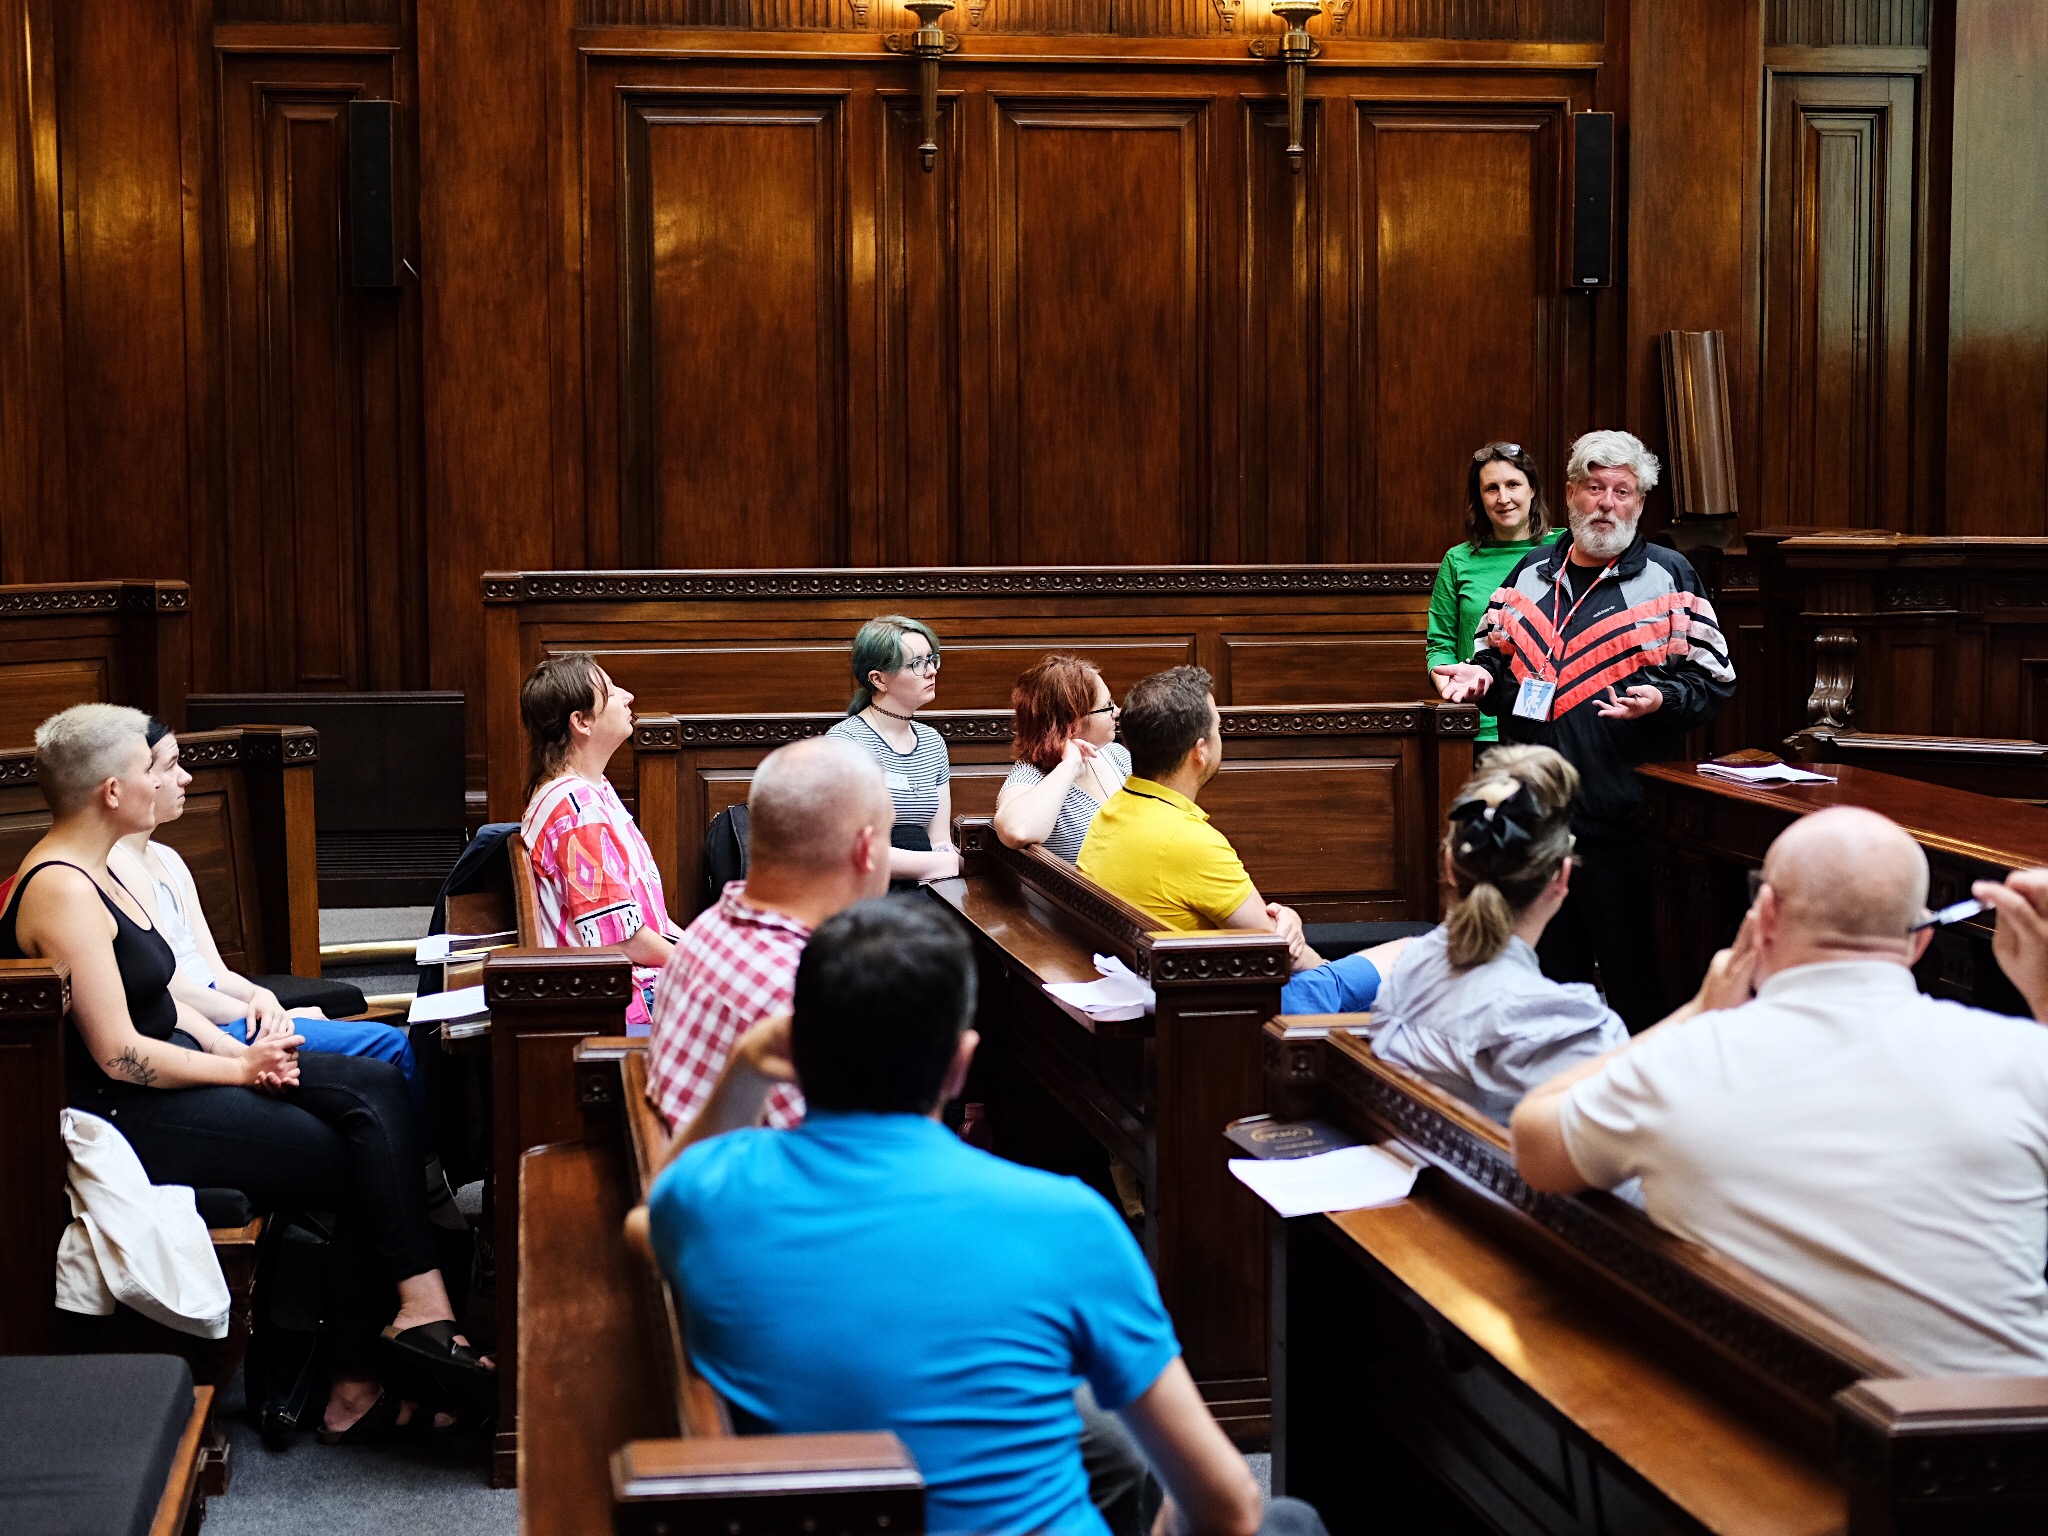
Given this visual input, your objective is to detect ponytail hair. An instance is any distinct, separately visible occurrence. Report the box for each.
[1441,745,1579,970]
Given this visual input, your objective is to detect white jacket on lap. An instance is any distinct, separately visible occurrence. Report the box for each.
[55,1108,229,1339]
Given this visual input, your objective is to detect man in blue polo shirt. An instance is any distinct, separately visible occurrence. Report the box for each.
[643,899,1323,1536]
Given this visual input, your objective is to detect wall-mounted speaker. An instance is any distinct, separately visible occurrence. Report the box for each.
[1570,111,1615,290]
[348,100,400,290]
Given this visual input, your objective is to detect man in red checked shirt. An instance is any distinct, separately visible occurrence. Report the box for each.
[1436,429,1736,1030]
[645,736,895,1137]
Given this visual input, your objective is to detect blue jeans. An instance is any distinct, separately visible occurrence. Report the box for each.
[1279,952,1382,1015]
[218,1012,422,1114]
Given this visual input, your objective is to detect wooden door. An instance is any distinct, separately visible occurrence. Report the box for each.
[217,44,425,690]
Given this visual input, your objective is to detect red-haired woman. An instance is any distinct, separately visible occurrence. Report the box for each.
[993,656,1130,861]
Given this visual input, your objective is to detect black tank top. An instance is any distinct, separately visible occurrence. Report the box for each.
[0,860,181,1101]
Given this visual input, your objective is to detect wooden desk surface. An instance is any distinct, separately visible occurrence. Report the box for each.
[1330,1189,1845,1536]
[1640,762,2048,871]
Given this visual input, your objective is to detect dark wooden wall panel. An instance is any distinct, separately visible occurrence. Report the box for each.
[1355,105,1559,562]
[880,98,961,566]
[0,0,66,583]
[621,97,847,568]
[1242,107,1318,564]
[1760,73,1917,531]
[1945,0,2048,536]
[58,0,194,588]
[993,101,1205,567]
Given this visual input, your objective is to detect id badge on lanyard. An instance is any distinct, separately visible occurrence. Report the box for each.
[1515,561,1615,722]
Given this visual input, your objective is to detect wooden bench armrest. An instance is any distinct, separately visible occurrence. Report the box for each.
[611,1432,923,1531]
[146,1385,212,1536]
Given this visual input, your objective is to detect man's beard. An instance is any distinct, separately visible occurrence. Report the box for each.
[1568,507,1638,562]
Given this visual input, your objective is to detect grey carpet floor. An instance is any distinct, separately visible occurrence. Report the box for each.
[321,907,433,945]
[207,1374,514,1536]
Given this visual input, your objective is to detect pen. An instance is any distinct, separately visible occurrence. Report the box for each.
[1909,897,1988,933]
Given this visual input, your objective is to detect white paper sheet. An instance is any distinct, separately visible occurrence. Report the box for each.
[407,984,488,1024]
[414,932,516,964]
[1043,954,1156,1022]
[1228,1143,1422,1219]
[1696,762,1834,786]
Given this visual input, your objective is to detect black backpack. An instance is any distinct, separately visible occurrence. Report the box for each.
[702,805,750,907]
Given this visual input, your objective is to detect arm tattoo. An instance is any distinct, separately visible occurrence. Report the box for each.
[107,1046,159,1088]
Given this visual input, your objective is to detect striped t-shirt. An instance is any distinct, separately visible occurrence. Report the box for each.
[825,714,951,830]
[999,741,1132,864]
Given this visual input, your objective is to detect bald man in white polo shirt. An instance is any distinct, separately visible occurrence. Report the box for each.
[1511,807,2048,1377]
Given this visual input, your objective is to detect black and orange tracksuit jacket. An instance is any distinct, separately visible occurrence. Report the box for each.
[1467,532,1736,836]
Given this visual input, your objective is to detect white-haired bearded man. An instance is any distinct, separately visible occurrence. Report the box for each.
[1436,429,1734,1029]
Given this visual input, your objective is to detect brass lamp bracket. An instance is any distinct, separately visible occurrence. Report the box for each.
[1246,35,1321,60]
[1251,0,1326,173]
[884,0,960,173]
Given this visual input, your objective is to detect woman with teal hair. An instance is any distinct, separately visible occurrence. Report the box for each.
[1427,442,1563,746]
[825,615,961,883]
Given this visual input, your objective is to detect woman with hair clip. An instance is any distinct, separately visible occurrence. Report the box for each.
[1362,745,1628,1123]
[1426,442,1562,745]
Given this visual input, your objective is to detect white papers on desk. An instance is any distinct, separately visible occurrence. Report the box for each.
[1696,762,1834,786]
[1229,1143,1422,1219]
[414,931,516,965]
[408,985,487,1025]
[1043,954,1155,1023]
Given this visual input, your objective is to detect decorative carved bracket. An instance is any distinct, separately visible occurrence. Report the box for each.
[1803,626,1857,732]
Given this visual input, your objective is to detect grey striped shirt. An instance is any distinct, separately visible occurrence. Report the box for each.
[999,742,1132,864]
[827,714,952,830]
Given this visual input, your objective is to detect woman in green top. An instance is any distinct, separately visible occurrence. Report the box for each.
[1427,441,1562,743]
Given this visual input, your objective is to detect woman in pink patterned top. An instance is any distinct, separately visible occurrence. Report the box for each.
[518,653,683,1033]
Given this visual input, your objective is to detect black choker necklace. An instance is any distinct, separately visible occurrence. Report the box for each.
[868,703,916,722]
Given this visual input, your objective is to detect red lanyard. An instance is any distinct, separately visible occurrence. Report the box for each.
[1544,561,1617,680]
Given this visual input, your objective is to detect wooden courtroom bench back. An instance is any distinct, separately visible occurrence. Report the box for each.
[1267,1021,2048,1535]
[0,727,322,981]
[513,974,923,1529]
[0,580,191,752]
[481,564,1440,818]
[636,702,1477,923]
[930,825,1291,1439]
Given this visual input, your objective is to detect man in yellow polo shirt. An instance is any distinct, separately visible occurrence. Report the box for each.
[1080,666,1407,1013]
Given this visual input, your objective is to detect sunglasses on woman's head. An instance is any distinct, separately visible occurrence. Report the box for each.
[1473,442,1524,462]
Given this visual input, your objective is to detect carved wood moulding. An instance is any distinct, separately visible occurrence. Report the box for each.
[633,706,1460,752]
[215,0,402,20]
[1767,0,1926,49]
[578,0,1600,40]
[485,566,1436,603]
[0,581,186,615]
[0,966,71,1015]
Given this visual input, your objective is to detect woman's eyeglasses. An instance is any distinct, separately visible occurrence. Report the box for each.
[1084,702,1119,717]
[1473,442,1524,462]
[900,654,942,677]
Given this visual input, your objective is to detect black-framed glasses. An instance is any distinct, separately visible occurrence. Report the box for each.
[1084,702,1119,717]
[900,653,942,677]
[1473,441,1524,462]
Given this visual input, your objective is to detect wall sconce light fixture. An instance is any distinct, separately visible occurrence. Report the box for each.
[1249,0,1324,173]
[884,0,960,173]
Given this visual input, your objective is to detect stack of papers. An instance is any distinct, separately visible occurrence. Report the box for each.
[415,931,518,965]
[1043,954,1155,1023]
[1229,1143,1422,1219]
[408,984,488,1033]
[1697,762,1834,786]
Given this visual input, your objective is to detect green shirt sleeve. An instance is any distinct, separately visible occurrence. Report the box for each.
[1425,545,1467,671]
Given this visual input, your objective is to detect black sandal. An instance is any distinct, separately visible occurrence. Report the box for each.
[315,1390,456,1446]
[377,1319,497,1419]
